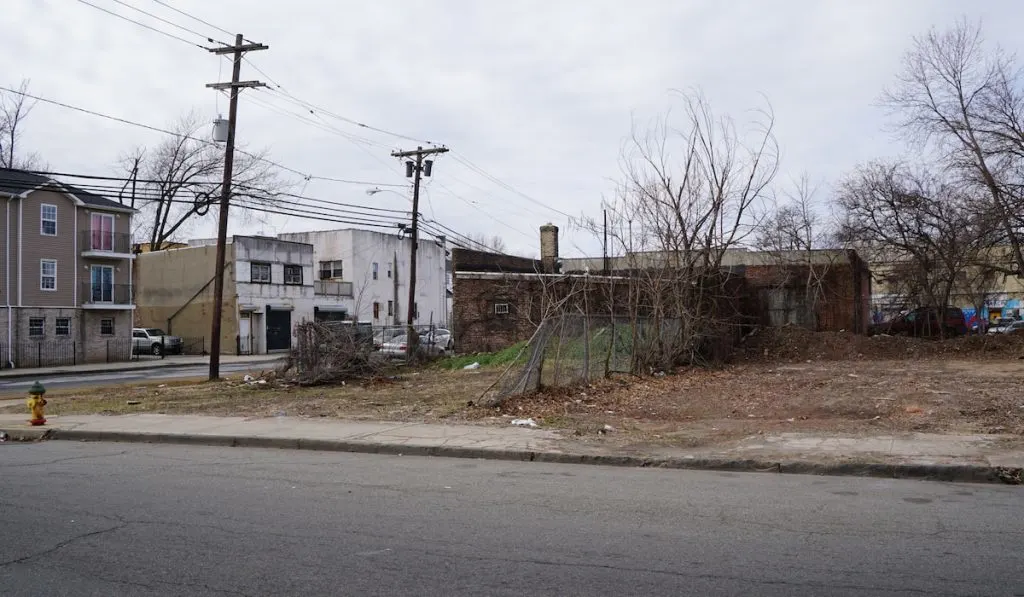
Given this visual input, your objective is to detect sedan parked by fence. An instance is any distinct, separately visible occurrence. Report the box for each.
[132,328,183,356]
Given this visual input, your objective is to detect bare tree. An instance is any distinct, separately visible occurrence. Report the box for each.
[0,80,44,170]
[608,90,779,368]
[465,232,507,254]
[885,19,1024,276]
[755,174,842,329]
[123,111,285,249]
[837,161,991,329]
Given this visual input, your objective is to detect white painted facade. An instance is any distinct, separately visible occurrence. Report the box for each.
[230,236,320,353]
[279,229,448,326]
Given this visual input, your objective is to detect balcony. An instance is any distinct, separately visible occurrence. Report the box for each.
[315,280,354,297]
[80,282,134,310]
[80,231,135,259]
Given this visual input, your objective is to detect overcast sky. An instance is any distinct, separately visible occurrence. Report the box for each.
[6,0,1024,257]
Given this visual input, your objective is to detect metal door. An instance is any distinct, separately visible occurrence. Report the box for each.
[266,308,291,351]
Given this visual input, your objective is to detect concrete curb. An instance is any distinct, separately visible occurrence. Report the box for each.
[4,426,1021,485]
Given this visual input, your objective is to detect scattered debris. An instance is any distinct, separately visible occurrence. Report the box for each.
[847,373,859,378]
[463,362,481,370]
[157,384,167,388]
[511,418,538,428]
[600,424,615,434]
[0,431,8,442]
[905,406,924,414]
[126,400,141,406]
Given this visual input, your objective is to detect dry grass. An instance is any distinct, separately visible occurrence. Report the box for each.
[484,358,1024,447]
[5,329,1024,450]
[0,368,503,421]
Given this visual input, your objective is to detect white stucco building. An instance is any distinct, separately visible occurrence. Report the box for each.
[279,228,448,327]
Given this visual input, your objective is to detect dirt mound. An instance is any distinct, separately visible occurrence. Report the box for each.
[739,325,1024,363]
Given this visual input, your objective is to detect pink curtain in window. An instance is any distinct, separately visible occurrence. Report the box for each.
[91,214,113,250]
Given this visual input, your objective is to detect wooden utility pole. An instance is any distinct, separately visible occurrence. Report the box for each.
[205,34,267,381]
[391,145,448,358]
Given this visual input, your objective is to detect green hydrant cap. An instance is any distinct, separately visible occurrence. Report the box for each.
[29,381,45,395]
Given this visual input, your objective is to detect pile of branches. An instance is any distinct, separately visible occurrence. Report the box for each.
[287,321,380,385]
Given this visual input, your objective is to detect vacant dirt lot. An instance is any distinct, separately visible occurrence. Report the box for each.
[5,330,1023,448]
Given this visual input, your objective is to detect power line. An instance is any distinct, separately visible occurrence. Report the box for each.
[0,175,407,229]
[0,85,406,188]
[451,152,573,220]
[75,0,211,49]
[148,0,236,38]
[109,0,227,45]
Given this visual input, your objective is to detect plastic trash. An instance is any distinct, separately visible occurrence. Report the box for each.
[511,418,538,428]
[0,431,8,442]
[463,362,481,370]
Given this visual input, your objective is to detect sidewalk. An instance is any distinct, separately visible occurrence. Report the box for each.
[0,354,285,380]
[1,413,1021,484]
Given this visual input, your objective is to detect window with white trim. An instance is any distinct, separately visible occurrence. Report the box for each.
[40,259,57,291]
[372,262,379,280]
[29,317,44,337]
[494,303,510,315]
[40,204,57,236]
[55,318,71,337]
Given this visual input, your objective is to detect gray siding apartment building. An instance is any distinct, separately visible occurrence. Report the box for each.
[0,168,136,368]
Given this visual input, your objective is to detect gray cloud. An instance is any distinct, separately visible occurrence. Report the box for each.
[8,0,1024,256]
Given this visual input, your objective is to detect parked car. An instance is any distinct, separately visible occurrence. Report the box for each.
[380,332,450,357]
[423,328,454,352]
[1002,320,1024,335]
[987,317,1017,334]
[867,307,967,338]
[132,328,183,356]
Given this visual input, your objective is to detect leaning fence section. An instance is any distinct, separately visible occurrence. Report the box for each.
[484,315,638,404]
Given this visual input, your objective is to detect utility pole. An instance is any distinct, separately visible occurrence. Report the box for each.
[391,145,449,359]
[205,34,267,381]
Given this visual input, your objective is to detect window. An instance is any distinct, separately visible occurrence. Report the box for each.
[251,262,272,284]
[319,260,343,280]
[28,317,44,337]
[284,264,303,285]
[55,318,71,337]
[373,302,380,320]
[90,265,114,302]
[90,213,114,251]
[387,263,392,279]
[40,259,57,291]
[40,204,57,236]
[494,303,510,315]
[387,300,393,317]
[133,330,147,339]
[372,262,379,280]
[100,318,114,336]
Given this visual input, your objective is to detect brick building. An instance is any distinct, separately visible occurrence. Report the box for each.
[453,225,871,354]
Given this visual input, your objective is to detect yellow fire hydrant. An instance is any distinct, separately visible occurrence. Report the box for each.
[27,381,46,426]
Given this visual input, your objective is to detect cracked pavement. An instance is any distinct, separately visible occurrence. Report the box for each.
[1,442,1022,596]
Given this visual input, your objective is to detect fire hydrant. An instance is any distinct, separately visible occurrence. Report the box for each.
[27,381,46,426]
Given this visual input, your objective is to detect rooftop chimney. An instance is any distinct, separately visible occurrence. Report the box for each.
[540,223,559,273]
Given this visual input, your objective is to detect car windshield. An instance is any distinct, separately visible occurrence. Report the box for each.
[146,329,166,336]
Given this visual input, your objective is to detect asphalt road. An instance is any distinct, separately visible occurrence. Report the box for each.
[1,443,1022,596]
[0,361,281,393]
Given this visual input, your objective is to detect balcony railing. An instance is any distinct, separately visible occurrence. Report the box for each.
[80,231,133,256]
[314,280,354,297]
[80,282,133,306]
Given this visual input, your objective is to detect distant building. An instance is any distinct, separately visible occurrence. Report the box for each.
[1,168,136,368]
[134,235,320,355]
[279,228,448,327]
